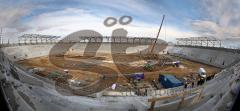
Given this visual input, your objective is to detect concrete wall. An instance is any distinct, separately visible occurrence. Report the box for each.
[2,42,167,62]
[168,46,240,68]
[4,44,240,69]
[2,44,54,61]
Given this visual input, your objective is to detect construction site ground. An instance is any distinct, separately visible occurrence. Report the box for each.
[16,53,220,92]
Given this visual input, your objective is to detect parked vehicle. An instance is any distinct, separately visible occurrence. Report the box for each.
[159,74,183,88]
[198,68,206,78]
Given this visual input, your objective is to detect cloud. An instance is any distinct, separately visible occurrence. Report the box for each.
[0,0,35,28]
[76,0,160,17]
[0,0,36,41]
[191,0,240,39]
[23,8,197,42]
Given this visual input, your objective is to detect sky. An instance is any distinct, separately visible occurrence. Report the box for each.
[0,0,240,43]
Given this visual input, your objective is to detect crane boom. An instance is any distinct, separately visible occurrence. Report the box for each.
[150,15,165,53]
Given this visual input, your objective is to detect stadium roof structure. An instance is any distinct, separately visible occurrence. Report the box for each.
[176,37,218,41]
[18,34,60,43]
[176,37,222,47]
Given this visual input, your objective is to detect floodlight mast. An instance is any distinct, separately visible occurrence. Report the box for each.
[150,15,165,53]
[0,27,2,45]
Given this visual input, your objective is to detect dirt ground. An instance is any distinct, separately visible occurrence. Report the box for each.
[17,53,220,90]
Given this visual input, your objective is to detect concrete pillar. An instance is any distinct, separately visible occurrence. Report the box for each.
[24,39,26,44]
[177,91,186,109]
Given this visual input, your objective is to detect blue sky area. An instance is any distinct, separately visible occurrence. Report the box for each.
[28,0,203,29]
[0,0,240,43]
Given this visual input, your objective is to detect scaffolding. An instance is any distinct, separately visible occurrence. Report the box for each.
[58,35,158,44]
[18,34,163,45]
[18,34,60,44]
[176,37,222,47]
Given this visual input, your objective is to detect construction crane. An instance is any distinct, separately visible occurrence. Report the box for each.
[142,15,165,71]
[150,15,165,53]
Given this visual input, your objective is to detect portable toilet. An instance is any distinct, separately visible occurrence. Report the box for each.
[131,72,144,80]
[159,74,183,88]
